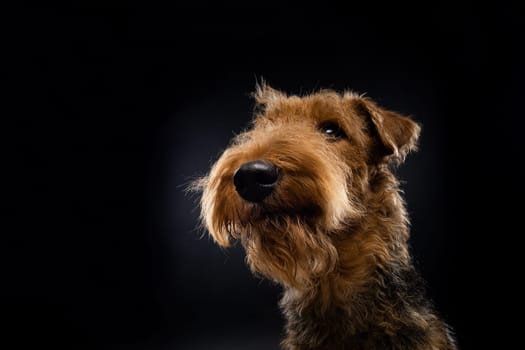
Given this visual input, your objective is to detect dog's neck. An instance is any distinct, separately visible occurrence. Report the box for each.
[279,263,430,349]
[280,167,420,346]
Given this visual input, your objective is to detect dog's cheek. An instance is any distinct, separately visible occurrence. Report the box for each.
[201,155,244,246]
[201,183,231,246]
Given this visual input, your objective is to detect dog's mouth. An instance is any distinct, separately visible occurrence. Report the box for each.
[239,201,323,225]
[228,205,324,245]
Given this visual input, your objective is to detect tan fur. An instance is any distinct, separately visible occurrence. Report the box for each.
[195,83,456,349]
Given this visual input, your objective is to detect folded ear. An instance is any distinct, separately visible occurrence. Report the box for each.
[350,96,421,164]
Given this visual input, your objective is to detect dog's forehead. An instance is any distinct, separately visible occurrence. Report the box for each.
[259,93,350,124]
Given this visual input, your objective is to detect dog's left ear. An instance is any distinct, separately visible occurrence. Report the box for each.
[349,96,421,164]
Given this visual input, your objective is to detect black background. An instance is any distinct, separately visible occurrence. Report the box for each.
[5,2,524,349]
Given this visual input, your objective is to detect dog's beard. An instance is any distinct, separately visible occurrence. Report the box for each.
[235,218,339,289]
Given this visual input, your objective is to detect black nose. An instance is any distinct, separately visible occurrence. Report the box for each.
[233,160,280,202]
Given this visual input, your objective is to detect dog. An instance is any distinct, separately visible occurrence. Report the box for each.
[195,83,457,349]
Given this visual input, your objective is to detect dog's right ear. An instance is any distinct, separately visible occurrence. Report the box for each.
[348,95,421,164]
[253,82,287,115]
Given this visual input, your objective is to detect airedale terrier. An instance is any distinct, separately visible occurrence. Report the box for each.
[195,83,457,349]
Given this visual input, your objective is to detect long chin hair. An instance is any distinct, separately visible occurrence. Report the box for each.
[239,217,339,289]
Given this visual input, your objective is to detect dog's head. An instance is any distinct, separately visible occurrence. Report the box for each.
[196,83,420,290]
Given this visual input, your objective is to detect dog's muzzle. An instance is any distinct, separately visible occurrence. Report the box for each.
[233,160,280,202]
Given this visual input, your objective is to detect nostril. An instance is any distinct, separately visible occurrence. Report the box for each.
[233,160,280,202]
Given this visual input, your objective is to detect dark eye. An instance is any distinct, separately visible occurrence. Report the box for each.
[319,122,346,140]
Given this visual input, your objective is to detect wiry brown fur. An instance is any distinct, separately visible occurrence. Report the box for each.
[195,84,457,349]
